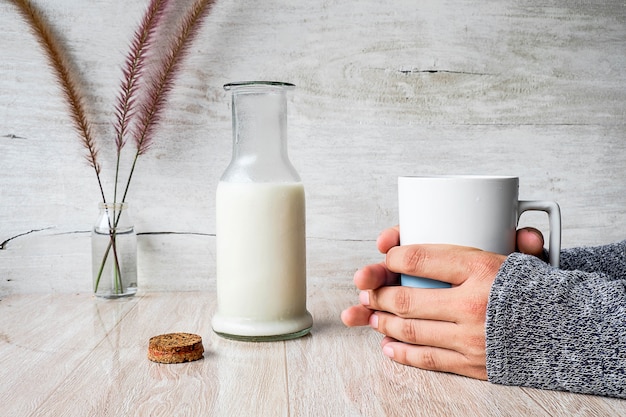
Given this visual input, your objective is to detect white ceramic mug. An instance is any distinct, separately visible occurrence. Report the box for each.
[398,175,561,288]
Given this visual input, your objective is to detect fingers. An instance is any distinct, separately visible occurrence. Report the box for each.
[371,310,484,350]
[360,246,501,324]
[380,337,487,380]
[340,304,373,327]
[345,231,499,381]
[353,262,398,290]
[516,227,545,258]
[376,226,399,254]
[371,311,462,348]
[361,285,461,322]
[385,244,506,287]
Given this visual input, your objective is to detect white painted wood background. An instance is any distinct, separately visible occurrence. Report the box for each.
[1,0,625,296]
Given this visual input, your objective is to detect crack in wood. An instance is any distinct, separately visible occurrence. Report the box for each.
[53,231,217,237]
[0,227,54,250]
[0,230,370,249]
[2,133,27,140]
[137,231,216,237]
[309,236,376,242]
[397,68,493,76]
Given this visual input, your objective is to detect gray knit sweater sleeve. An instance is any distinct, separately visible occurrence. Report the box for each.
[486,240,626,398]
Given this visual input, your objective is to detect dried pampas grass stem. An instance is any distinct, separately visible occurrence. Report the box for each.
[10,0,106,203]
[113,0,170,203]
[10,0,216,205]
[121,0,217,203]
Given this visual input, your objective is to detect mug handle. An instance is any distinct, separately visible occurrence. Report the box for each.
[518,201,561,267]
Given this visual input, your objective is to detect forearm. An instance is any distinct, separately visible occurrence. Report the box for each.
[486,251,626,398]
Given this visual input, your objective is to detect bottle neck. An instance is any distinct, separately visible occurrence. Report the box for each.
[231,90,288,161]
[222,83,300,183]
[95,202,133,233]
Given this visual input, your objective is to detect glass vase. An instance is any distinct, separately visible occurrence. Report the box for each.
[91,202,137,298]
[212,81,313,341]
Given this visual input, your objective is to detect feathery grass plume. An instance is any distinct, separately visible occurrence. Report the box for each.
[9,0,106,203]
[113,0,170,203]
[11,0,216,295]
[119,0,216,203]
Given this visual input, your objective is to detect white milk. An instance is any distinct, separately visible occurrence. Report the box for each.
[212,181,313,338]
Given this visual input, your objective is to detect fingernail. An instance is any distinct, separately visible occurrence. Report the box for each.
[369,313,378,329]
[359,291,370,306]
[382,345,394,358]
[525,227,543,240]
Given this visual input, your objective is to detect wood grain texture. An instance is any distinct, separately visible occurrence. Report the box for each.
[0,293,138,416]
[1,0,625,295]
[1,290,625,416]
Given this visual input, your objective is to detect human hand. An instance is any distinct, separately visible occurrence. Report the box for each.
[342,225,544,297]
[340,226,545,379]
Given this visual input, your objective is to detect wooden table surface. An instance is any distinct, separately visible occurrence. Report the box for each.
[1,287,624,417]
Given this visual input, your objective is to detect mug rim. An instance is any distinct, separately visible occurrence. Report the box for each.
[399,175,518,180]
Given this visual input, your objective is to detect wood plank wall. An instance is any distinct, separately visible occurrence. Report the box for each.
[1,0,625,296]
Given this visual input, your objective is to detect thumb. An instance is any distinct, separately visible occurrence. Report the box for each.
[516,227,545,258]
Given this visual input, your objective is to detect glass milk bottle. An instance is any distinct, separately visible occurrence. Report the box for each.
[212,81,313,341]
